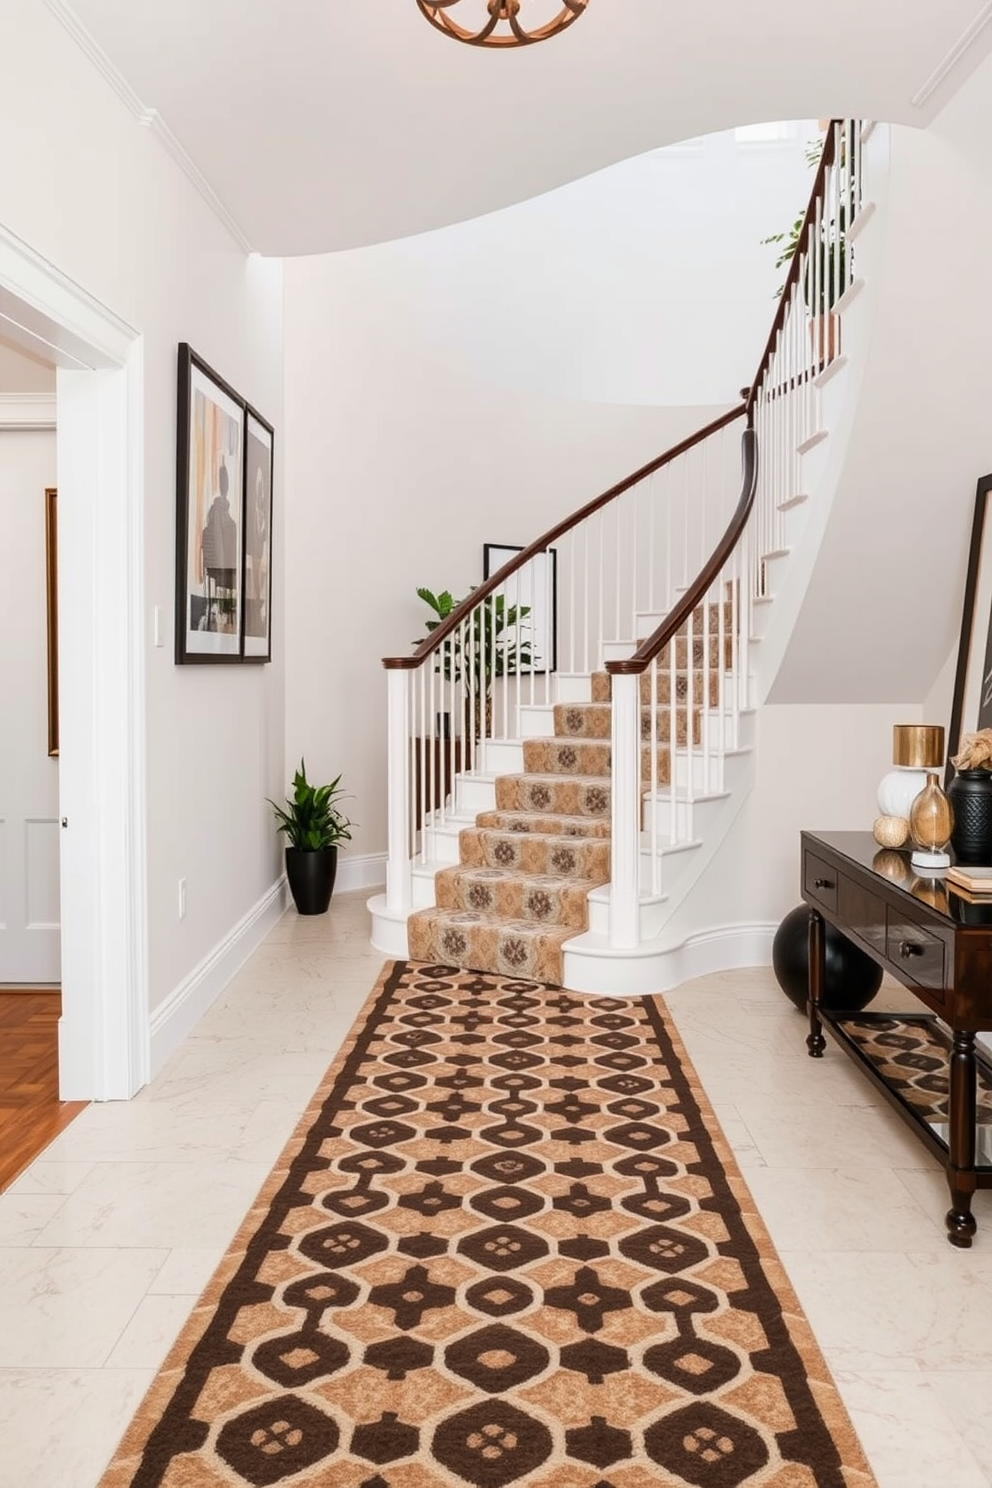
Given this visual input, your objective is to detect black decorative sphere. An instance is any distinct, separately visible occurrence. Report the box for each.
[772,905,882,1013]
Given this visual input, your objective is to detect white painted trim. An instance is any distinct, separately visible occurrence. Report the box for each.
[337,852,387,893]
[910,1,992,107]
[0,394,56,430]
[144,114,254,255]
[562,920,777,996]
[149,879,290,1078]
[0,230,147,1102]
[0,221,135,368]
[44,0,253,255]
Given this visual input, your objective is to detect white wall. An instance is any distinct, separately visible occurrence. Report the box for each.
[660,703,925,944]
[0,4,285,1014]
[363,125,820,408]
[283,264,717,859]
[768,49,992,709]
[283,123,819,862]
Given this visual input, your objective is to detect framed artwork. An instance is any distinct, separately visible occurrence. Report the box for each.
[175,343,245,663]
[483,542,557,673]
[45,486,58,757]
[947,473,992,781]
[242,405,274,661]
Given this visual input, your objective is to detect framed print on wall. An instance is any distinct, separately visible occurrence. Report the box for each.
[242,405,274,661]
[947,473,992,780]
[175,343,245,663]
[483,542,558,673]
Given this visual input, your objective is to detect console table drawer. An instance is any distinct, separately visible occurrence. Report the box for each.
[803,850,838,912]
[885,914,946,996]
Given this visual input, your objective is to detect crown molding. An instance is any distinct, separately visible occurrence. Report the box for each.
[910,1,992,108]
[0,393,57,430]
[44,0,254,254]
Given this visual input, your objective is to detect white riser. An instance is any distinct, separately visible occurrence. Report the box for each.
[642,791,731,840]
[482,739,525,773]
[455,773,497,814]
[601,639,636,663]
[555,674,593,703]
[518,703,556,737]
[587,888,669,941]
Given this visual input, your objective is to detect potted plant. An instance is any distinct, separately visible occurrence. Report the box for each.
[268,759,353,915]
[416,585,533,740]
[762,134,848,362]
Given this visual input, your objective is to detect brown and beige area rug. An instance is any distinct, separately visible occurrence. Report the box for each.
[101,961,875,1488]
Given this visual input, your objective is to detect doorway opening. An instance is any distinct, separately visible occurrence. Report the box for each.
[0,222,148,1103]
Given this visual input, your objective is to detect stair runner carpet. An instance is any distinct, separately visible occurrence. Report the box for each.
[408,621,729,985]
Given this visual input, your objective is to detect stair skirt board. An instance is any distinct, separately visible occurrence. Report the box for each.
[368,895,777,998]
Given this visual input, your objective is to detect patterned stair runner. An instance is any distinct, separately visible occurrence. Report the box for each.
[407,607,723,984]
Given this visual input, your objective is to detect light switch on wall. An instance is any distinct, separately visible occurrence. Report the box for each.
[153,605,164,647]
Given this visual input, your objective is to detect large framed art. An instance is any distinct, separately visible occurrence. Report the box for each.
[482,542,557,673]
[175,344,246,663]
[242,405,274,661]
[947,473,992,779]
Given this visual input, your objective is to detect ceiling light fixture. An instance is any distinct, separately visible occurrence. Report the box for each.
[416,0,589,47]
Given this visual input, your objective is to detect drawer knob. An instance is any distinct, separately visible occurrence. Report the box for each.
[813,877,834,889]
[899,940,924,958]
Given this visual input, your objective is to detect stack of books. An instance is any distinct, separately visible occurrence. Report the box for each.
[947,865,992,899]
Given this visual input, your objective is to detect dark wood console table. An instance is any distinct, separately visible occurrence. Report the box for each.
[801,830,992,1247]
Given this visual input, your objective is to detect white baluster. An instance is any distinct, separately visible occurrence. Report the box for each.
[386,668,413,915]
[609,671,640,949]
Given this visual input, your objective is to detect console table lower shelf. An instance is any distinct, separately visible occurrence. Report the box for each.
[821,1010,992,1183]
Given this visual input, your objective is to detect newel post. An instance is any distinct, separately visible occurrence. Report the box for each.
[609,670,640,949]
[385,667,412,916]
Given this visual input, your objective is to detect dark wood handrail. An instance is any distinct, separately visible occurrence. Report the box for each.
[384,120,848,677]
[745,119,842,420]
[382,402,746,670]
[607,421,757,675]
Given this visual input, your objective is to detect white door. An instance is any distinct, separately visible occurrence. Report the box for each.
[0,427,60,984]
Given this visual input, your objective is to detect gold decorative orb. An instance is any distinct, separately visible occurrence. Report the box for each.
[873,814,909,848]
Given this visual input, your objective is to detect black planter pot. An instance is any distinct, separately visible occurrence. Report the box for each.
[948,769,992,865]
[285,846,338,915]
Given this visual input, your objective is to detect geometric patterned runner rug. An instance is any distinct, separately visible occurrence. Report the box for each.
[99,961,875,1488]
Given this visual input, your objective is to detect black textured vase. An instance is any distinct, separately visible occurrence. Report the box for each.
[947,769,992,865]
[285,846,338,915]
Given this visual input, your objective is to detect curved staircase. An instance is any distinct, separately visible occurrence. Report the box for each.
[371,118,877,994]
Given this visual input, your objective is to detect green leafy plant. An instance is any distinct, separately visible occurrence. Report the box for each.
[762,134,847,311]
[267,759,353,850]
[416,586,534,692]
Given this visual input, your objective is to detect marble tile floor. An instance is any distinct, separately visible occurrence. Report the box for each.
[0,889,990,1487]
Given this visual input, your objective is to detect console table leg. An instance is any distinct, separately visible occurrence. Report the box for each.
[946,1028,978,1248]
[806,907,826,1058]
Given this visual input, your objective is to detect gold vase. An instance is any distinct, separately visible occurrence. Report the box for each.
[909,772,954,871]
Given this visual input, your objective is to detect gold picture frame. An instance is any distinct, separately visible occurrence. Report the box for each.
[45,486,58,757]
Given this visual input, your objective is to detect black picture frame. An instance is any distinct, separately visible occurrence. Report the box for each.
[175,343,246,664]
[482,543,557,673]
[947,473,992,783]
[242,405,274,662]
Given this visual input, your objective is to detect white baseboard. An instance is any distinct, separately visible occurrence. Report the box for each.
[149,877,290,1078]
[563,920,777,995]
[336,851,386,893]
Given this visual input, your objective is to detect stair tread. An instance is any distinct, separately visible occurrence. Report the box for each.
[475,811,611,838]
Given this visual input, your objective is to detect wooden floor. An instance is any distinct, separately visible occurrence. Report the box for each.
[0,991,87,1193]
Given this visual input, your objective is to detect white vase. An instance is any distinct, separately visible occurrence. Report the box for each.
[877,766,928,821]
